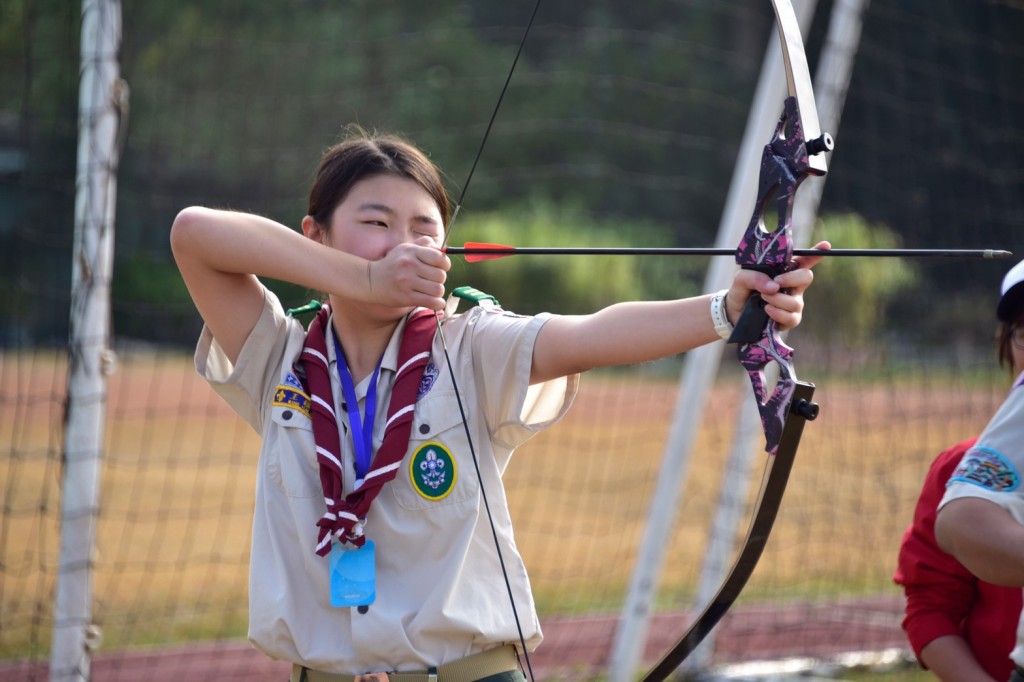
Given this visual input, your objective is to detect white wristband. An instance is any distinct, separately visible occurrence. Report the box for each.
[710,289,734,340]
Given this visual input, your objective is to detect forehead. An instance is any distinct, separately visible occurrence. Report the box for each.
[342,174,441,216]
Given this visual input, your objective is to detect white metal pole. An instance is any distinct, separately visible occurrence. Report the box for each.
[683,0,868,671]
[51,0,123,680]
[607,3,816,680]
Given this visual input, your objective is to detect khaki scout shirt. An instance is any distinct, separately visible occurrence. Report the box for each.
[195,287,578,673]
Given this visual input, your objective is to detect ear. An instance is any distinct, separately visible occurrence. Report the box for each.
[301,215,324,243]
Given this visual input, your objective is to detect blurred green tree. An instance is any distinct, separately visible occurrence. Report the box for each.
[803,212,919,346]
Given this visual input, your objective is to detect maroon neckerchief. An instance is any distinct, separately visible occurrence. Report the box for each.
[298,304,437,556]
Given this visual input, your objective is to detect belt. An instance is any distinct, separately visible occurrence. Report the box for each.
[291,644,519,682]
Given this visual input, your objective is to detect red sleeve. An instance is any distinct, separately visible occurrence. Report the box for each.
[893,439,980,661]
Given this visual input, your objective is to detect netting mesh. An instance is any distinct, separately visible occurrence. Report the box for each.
[2,0,1023,679]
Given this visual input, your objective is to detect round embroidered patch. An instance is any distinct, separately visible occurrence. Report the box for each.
[950,445,1021,492]
[410,442,457,501]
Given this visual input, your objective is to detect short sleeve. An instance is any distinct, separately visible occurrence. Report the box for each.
[940,377,1024,525]
[194,286,298,432]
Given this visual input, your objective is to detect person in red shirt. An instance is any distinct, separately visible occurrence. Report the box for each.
[894,259,1024,681]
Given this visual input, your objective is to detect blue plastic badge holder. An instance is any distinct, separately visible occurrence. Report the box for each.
[329,540,376,608]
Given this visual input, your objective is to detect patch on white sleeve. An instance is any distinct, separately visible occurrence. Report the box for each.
[949,445,1021,493]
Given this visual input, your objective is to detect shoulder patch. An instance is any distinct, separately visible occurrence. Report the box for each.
[949,445,1020,493]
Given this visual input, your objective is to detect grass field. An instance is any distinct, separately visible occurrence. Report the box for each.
[1,349,1008,676]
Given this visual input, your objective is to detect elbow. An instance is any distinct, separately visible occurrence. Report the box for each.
[169,206,207,258]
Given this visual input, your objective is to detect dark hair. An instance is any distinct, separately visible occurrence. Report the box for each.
[997,318,1020,373]
[307,127,451,230]
[997,268,1024,373]
[997,303,1024,372]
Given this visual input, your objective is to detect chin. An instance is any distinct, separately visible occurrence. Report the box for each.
[328,297,413,325]
[367,303,416,323]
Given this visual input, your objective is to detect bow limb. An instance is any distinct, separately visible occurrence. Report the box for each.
[638,382,819,682]
[774,0,829,177]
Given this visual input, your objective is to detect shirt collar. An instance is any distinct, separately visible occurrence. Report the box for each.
[325,311,410,397]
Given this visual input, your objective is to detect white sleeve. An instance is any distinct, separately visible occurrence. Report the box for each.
[939,372,1024,526]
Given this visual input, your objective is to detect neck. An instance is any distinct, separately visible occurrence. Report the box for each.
[329,302,405,383]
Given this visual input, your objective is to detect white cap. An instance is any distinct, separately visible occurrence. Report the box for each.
[998,259,1024,321]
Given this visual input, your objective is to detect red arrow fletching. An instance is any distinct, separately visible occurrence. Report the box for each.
[456,242,516,262]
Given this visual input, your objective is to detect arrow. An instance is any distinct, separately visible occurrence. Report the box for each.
[446,241,1012,263]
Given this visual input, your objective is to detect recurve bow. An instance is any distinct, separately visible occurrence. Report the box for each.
[639,1,828,677]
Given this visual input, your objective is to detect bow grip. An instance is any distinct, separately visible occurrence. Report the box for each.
[726,264,786,345]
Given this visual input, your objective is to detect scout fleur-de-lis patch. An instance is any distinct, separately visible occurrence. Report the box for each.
[272,383,311,419]
[410,442,457,501]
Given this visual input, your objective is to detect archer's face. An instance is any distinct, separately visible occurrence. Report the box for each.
[322,174,444,260]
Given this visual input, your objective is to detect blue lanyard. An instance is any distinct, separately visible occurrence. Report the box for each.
[332,331,382,485]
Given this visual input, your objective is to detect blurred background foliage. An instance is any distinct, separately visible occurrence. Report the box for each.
[805,213,920,347]
[1,0,1021,359]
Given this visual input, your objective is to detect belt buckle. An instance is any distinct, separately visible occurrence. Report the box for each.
[427,667,438,682]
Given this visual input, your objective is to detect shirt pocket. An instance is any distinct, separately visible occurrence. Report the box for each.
[264,404,321,498]
[390,390,481,511]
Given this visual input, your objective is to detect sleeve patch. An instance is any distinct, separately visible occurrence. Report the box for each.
[272,385,311,418]
[949,445,1020,493]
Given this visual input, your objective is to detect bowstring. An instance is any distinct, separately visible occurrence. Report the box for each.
[434,2,543,680]
[442,0,543,248]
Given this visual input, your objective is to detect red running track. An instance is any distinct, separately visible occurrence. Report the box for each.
[0,595,908,681]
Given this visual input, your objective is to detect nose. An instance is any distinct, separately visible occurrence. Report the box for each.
[411,233,442,249]
[379,230,434,262]
[380,228,415,257]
